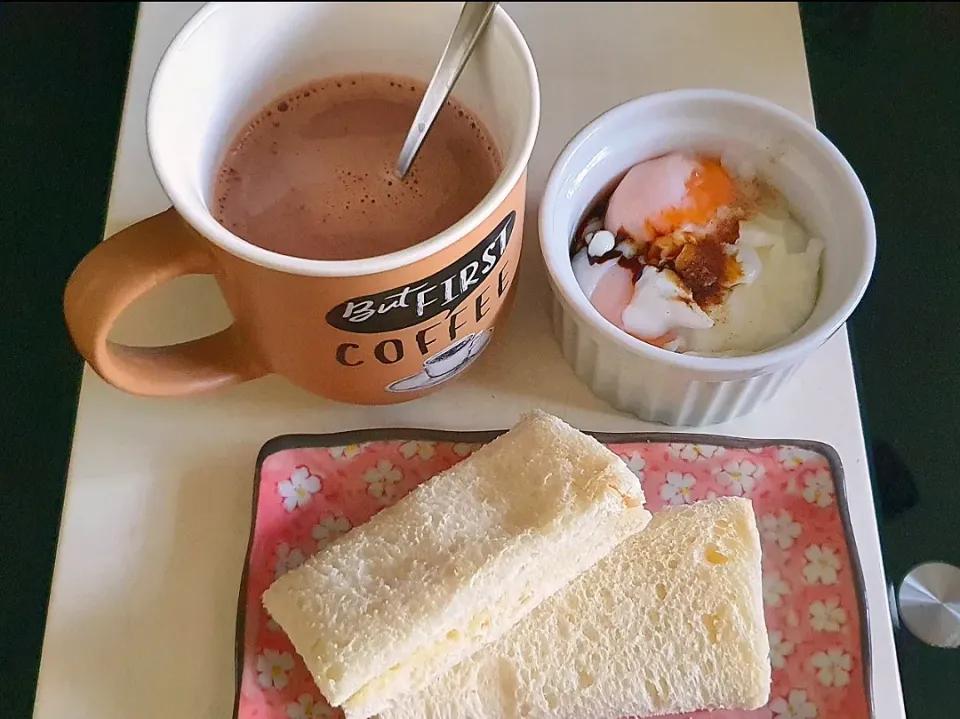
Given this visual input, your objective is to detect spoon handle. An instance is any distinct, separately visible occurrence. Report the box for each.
[395,1,498,179]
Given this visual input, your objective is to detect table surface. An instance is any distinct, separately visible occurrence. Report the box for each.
[19,2,905,717]
[801,5,960,712]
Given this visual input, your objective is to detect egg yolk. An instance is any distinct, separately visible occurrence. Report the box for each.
[645,158,736,237]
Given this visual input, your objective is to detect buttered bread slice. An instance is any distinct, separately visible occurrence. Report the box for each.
[382,497,770,719]
[262,410,650,718]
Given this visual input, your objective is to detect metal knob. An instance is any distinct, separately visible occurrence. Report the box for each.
[897,562,960,648]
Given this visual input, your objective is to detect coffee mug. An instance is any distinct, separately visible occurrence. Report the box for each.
[63,2,540,404]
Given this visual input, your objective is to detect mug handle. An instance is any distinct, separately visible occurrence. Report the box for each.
[63,208,267,396]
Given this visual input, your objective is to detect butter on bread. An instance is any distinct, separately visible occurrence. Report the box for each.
[382,497,770,719]
[262,410,651,718]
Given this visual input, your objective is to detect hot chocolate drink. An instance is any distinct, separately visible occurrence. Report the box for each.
[213,73,502,261]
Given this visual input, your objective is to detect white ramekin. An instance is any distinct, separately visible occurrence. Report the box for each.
[539,89,876,426]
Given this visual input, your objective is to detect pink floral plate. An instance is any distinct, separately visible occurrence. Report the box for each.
[234,430,874,719]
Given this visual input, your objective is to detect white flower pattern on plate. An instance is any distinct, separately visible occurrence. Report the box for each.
[763,572,790,607]
[400,441,435,460]
[809,597,847,632]
[278,466,322,512]
[811,648,852,687]
[715,460,764,496]
[453,443,480,457]
[619,452,646,481]
[770,689,818,718]
[768,630,795,670]
[760,510,802,549]
[668,443,724,461]
[328,444,363,461]
[777,446,821,470]
[312,515,352,549]
[803,545,841,585]
[363,460,402,503]
[660,471,696,505]
[286,693,331,719]
[256,649,294,689]
[802,469,835,508]
[274,542,306,579]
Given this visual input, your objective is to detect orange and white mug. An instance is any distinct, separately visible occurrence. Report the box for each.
[64,2,540,404]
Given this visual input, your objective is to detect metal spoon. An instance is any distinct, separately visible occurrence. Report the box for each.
[395,1,499,179]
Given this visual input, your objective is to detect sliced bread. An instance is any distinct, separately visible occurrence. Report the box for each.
[262,410,651,717]
[380,497,770,719]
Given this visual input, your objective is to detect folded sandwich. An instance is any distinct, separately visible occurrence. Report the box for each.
[262,410,651,719]
[381,497,771,719]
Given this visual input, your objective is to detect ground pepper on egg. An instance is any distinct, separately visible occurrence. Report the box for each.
[616,156,752,309]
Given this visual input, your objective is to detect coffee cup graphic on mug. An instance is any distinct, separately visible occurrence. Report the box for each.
[387,327,494,393]
[62,3,540,404]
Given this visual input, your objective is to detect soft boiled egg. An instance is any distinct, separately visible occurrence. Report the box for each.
[603,152,736,241]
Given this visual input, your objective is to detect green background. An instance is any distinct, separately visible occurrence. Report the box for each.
[1,3,957,716]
